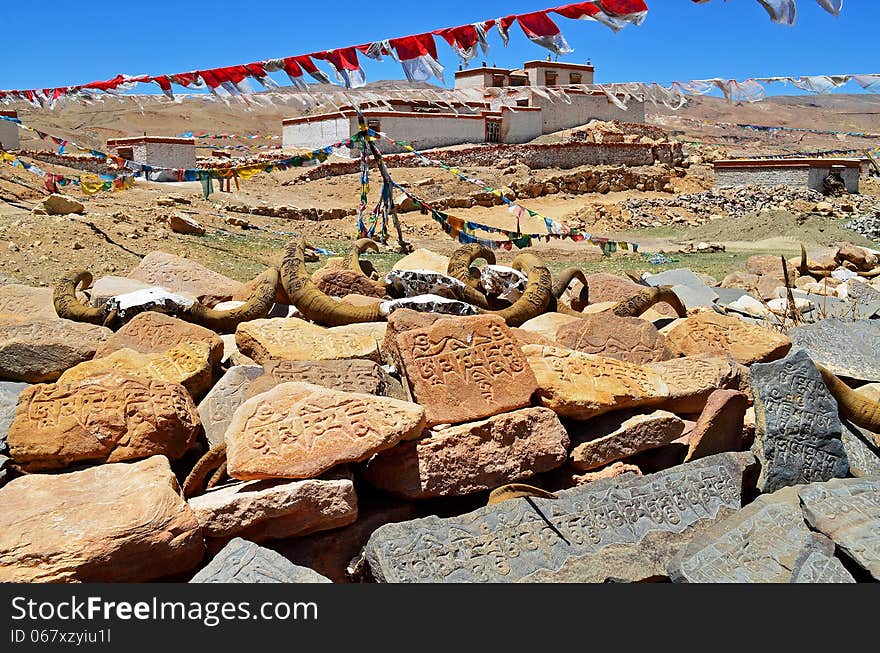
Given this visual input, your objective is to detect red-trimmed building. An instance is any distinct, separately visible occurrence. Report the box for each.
[714,158,861,193]
[106,136,197,176]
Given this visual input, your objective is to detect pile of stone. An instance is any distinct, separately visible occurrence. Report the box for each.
[620,185,880,228]
[226,204,356,222]
[0,248,878,584]
[846,214,880,242]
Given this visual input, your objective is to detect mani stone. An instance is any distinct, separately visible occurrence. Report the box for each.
[517,312,581,342]
[581,273,679,317]
[0,284,58,321]
[220,333,257,367]
[568,410,685,472]
[0,456,204,582]
[0,319,112,383]
[840,424,880,477]
[188,471,358,549]
[362,407,569,499]
[392,248,451,274]
[7,373,200,472]
[664,310,792,365]
[312,268,386,298]
[364,452,756,583]
[197,365,263,448]
[395,315,537,427]
[236,317,383,365]
[225,382,425,481]
[789,318,880,383]
[0,381,29,450]
[644,268,708,290]
[57,341,214,400]
[668,486,855,583]
[94,311,224,369]
[246,359,390,400]
[554,314,673,365]
[190,538,331,583]
[750,349,849,494]
[684,390,750,462]
[88,276,156,307]
[670,284,719,311]
[128,251,244,306]
[522,345,668,421]
[799,477,880,580]
[647,355,748,414]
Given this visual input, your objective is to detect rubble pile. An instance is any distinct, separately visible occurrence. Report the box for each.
[0,241,878,584]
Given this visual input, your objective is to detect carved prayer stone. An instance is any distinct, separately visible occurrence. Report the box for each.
[668,486,855,583]
[236,318,384,364]
[190,538,332,583]
[246,360,389,401]
[789,318,880,383]
[197,365,263,448]
[840,423,880,478]
[664,310,791,365]
[523,345,668,421]
[750,349,849,493]
[8,373,201,471]
[555,314,673,365]
[225,382,425,480]
[364,452,756,583]
[0,284,58,321]
[0,381,29,450]
[647,355,748,414]
[0,319,112,383]
[128,251,244,306]
[396,315,537,427]
[799,477,880,580]
[95,311,224,368]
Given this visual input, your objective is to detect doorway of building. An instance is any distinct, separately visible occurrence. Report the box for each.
[485,119,501,143]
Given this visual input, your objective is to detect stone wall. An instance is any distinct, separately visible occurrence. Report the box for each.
[16,151,115,175]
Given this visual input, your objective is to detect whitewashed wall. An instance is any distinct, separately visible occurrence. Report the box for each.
[500,110,543,143]
[0,121,20,150]
[357,115,487,154]
[531,94,646,134]
[283,116,351,151]
[139,142,196,169]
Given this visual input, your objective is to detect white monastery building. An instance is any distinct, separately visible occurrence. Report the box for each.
[106,136,197,180]
[282,60,645,154]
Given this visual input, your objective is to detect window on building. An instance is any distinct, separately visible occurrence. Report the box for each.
[509,76,527,87]
[516,99,529,107]
[492,73,507,87]
[569,72,582,84]
[116,147,134,161]
[485,119,501,143]
[366,118,381,134]
[544,71,558,86]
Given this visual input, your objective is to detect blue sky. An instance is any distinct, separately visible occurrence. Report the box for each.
[0,1,876,92]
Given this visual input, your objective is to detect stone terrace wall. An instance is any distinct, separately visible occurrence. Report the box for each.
[15,151,116,175]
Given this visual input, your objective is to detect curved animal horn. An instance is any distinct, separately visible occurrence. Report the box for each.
[482,252,552,327]
[552,267,587,299]
[53,270,110,326]
[815,363,880,434]
[281,236,384,327]
[182,443,227,499]
[344,238,380,276]
[185,267,279,335]
[626,271,646,285]
[487,483,558,506]
[447,244,496,290]
[611,286,687,318]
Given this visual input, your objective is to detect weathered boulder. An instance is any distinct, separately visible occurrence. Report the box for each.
[523,345,668,420]
[190,538,331,583]
[392,249,450,274]
[95,311,223,369]
[669,486,854,583]
[236,318,383,364]
[226,382,425,480]
[188,471,357,548]
[568,409,685,472]
[684,389,749,462]
[394,315,537,427]
[555,314,673,365]
[128,251,244,306]
[0,456,204,582]
[0,319,112,383]
[168,212,206,236]
[0,284,57,320]
[8,373,200,471]
[664,310,791,365]
[197,365,263,448]
[57,341,214,400]
[363,407,569,499]
[750,349,849,493]
[41,193,84,215]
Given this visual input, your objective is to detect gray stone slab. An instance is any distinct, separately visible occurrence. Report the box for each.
[644,268,706,289]
[0,381,29,454]
[841,421,880,478]
[799,477,880,580]
[671,284,719,311]
[364,452,756,583]
[668,486,855,583]
[843,281,880,318]
[190,537,332,583]
[750,349,849,493]
[196,366,263,448]
[713,287,756,306]
[789,318,880,383]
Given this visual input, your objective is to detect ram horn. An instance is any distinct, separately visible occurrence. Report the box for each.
[281,236,384,327]
[487,483,558,506]
[182,444,227,499]
[53,270,112,326]
[343,238,380,278]
[447,244,496,290]
[552,268,587,299]
[480,252,552,327]
[611,286,687,318]
[185,267,279,335]
[815,363,880,434]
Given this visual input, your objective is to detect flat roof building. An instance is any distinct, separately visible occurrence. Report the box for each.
[0,110,20,150]
[714,158,861,194]
[106,136,197,181]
